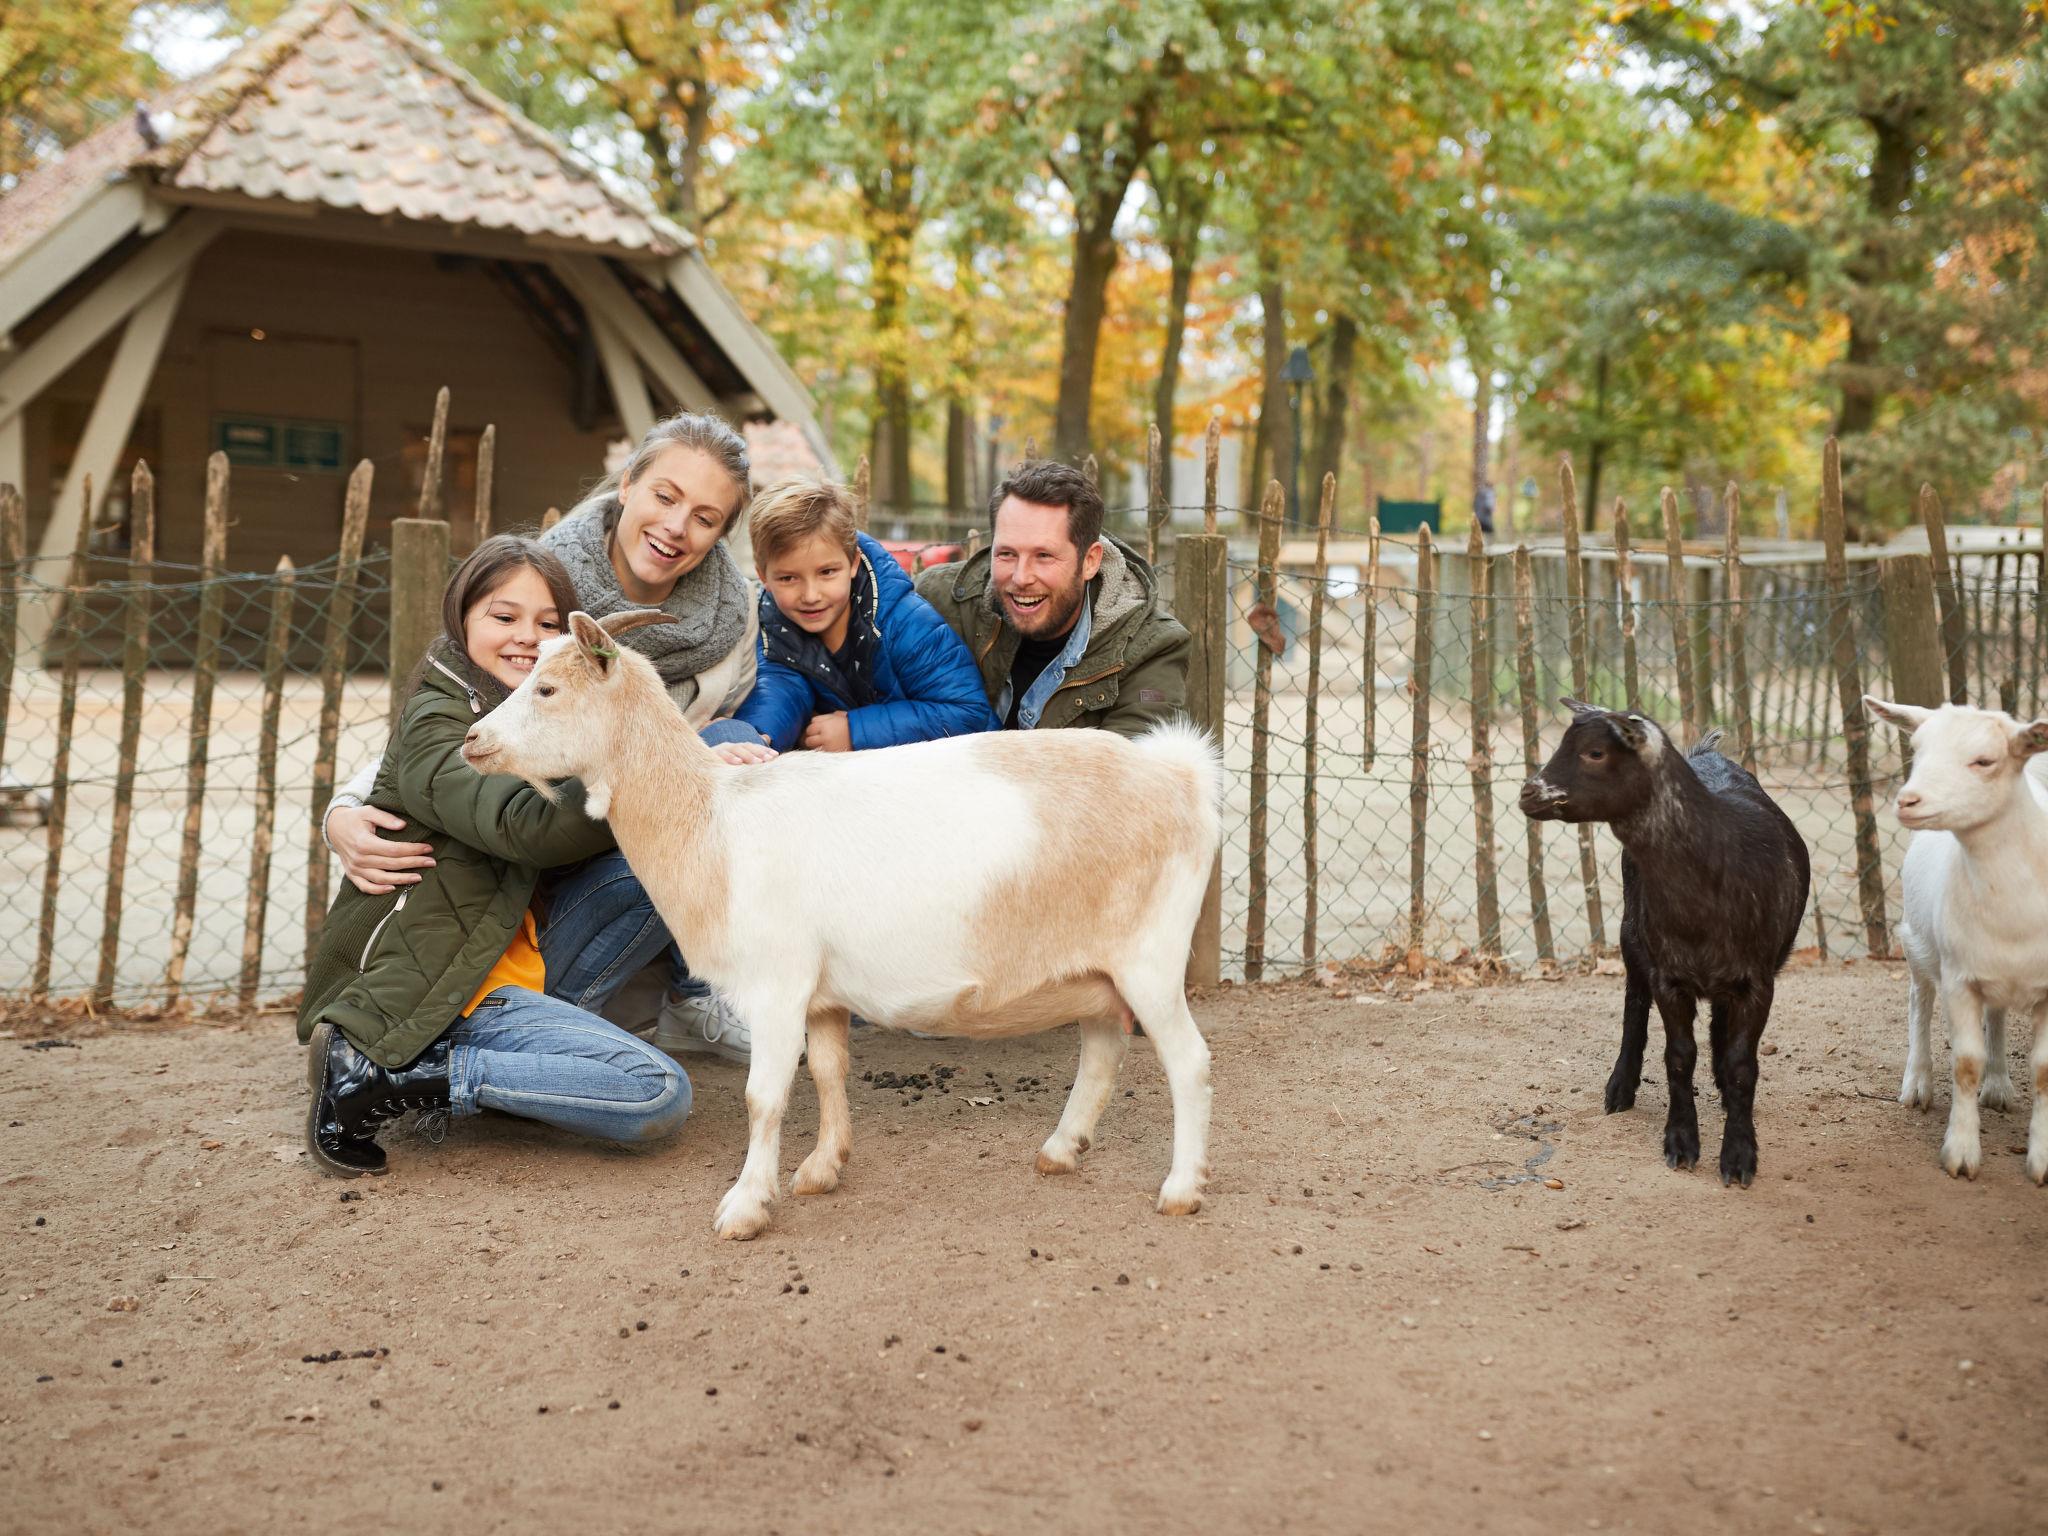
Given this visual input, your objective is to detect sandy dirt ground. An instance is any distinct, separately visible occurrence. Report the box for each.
[2,964,2044,1536]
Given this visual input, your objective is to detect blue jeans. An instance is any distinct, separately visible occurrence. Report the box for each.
[447,986,691,1142]
[537,849,706,1009]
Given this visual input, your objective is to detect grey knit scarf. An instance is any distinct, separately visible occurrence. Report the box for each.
[539,499,750,688]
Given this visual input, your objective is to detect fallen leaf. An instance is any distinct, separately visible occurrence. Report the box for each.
[1593,957,1625,977]
[199,1139,223,1151]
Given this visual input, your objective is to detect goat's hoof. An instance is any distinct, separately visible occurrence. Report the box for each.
[1035,1139,1083,1176]
[1979,1076,2015,1113]
[1662,1124,1700,1171]
[2028,1144,2047,1186]
[1603,1080,1638,1114]
[1718,1140,1758,1188]
[1899,1072,1934,1110]
[1939,1135,1982,1180]
[713,1189,774,1240]
[791,1154,843,1197]
[1155,1176,1206,1216]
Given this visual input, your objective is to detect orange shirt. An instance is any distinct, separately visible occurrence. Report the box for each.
[463,908,545,1015]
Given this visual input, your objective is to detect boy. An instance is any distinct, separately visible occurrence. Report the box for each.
[718,477,998,761]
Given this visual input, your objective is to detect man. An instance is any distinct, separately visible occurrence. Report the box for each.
[915,460,1191,737]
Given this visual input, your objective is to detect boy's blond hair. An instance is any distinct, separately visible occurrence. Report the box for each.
[748,477,859,570]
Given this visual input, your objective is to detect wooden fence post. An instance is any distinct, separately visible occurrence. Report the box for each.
[2036,487,2047,714]
[164,453,231,1007]
[1723,483,1756,770]
[1202,416,1220,537]
[1821,438,1890,958]
[1361,516,1381,769]
[1083,453,1099,489]
[33,478,94,1000]
[96,460,157,1007]
[1146,422,1167,564]
[474,423,496,543]
[418,385,449,521]
[1918,483,1967,704]
[1563,459,1604,953]
[1302,473,1334,971]
[307,460,373,966]
[539,506,562,532]
[1174,528,1229,988]
[0,486,21,787]
[1407,524,1436,964]
[1513,546,1555,964]
[853,454,871,533]
[1613,499,1640,713]
[1244,481,1283,983]
[1468,523,1501,957]
[1661,486,1698,732]
[1879,552,1943,779]
[240,557,296,1009]
[389,517,452,727]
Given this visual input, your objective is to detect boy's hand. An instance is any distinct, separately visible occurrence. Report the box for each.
[801,713,853,753]
[712,741,778,766]
[328,805,435,895]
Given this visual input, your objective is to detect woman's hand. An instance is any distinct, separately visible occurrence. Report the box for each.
[801,713,853,753]
[327,805,435,895]
[711,741,778,767]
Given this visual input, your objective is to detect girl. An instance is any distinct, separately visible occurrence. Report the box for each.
[322,412,762,1063]
[299,536,691,1175]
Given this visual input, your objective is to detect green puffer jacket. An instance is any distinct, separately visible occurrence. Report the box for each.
[912,535,1191,737]
[296,640,615,1069]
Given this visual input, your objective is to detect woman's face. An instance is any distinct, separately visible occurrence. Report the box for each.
[609,444,744,605]
[463,565,563,690]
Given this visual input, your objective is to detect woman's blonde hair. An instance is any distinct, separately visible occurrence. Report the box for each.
[748,476,859,570]
[567,410,753,537]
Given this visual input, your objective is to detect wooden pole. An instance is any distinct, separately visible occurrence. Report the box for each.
[1245,480,1283,983]
[1722,483,1756,770]
[1918,483,1966,704]
[539,506,562,532]
[388,517,452,729]
[1174,529,1229,988]
[1562,458,1604,951]
[1661,486,1698,732]
[418,385,449,521]
[0,487,22,788]
[1879,553,1943,779]
[163,453,231,1007]
[1302,472,1333,971]
[1613,499,1640,712]
[1468,523,1501,957]
[1361,516,1381,769]
[1407,524,1436,963]
[95,460,157,1007]
[1146,422,1167,565]
[2036,487,2047,714]
[240,557,296,1009]
[33,477,94,1000]
[1082,453,1099,489]
[1202,416,1220,537]
[474,422,496,543]
[307,460,373,966]
[853,454,871,533]
[1821,438,1890,957]
[1513,546,1554,964]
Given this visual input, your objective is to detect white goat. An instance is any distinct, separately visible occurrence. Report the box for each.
[1864,697,2048,1182]
[464,610,1224,1239]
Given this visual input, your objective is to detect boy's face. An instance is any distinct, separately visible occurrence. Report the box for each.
[764,532,857,643]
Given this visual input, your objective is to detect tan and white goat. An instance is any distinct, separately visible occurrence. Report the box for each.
[1865,697,2048,1182]
[463,610,1224,1238]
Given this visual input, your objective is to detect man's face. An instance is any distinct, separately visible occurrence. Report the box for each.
[990,496,1103,640]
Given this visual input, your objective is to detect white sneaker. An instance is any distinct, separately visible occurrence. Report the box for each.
[654,990,751,1064]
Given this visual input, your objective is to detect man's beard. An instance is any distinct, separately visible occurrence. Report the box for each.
[1003,573,1087,639]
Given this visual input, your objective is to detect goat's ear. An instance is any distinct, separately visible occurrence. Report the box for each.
[1863,695,1930,733]
[600,609,677,640]
[569,611,618,674]
[1606,713,1652,752]
[1560,696,1597,717]
[2010,718,2048,758]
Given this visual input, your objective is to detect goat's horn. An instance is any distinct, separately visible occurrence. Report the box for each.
[1559,696,1596,715]
[599,609,680,639]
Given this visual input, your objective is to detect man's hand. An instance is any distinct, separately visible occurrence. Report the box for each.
[711,740,778,766]
[800,712,853,753]
[328,805,435,895]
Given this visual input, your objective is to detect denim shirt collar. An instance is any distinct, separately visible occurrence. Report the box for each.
[1001,592,1094,730]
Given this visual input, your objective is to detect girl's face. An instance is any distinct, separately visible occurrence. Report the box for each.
[463,566,563,690]
[609,444,744,605]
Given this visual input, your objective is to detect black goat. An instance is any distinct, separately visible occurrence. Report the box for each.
[1518,700,1810,1186]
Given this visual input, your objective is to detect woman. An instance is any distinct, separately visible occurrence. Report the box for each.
[301,535,690,1176]
[324,412,762,1061]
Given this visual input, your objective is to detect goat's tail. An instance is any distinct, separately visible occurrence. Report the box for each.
[1135,718,1226,855]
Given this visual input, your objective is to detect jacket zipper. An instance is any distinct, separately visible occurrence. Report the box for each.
[358,891,409,970]
[1050,662,1122,696]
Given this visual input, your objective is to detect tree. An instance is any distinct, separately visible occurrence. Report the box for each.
[1,0,151,188]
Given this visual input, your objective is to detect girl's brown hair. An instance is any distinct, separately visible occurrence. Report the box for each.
[442,535,582,652]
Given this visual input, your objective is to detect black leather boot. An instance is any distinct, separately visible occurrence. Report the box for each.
[305,1024,453,1177]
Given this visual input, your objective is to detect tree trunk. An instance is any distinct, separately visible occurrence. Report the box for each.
[1470,360,1492,521]
[1052,114,1155,463]
[1496,388,1519,537]
[1832,115,1920,531]
[1583,348,1609,532]
[1310,313,1357,501]
[945,400,972,513]
[863,134,918,513]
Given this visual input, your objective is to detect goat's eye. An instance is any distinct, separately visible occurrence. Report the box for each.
[1970,756,1995,769]
[1583,748,1605,763]
[536,684,555,699]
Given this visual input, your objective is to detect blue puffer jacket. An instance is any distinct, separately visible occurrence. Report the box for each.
[734,532,999,752]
